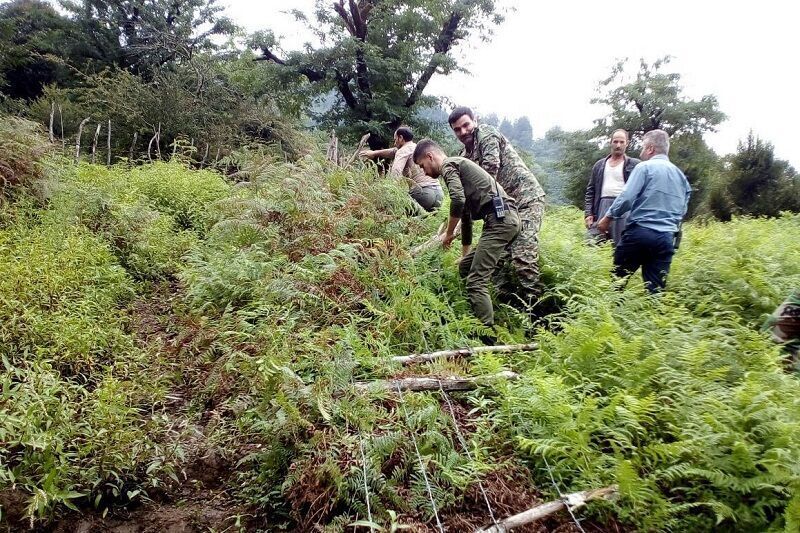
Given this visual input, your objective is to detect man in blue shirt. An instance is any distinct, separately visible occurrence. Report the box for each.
[597,129,691,292]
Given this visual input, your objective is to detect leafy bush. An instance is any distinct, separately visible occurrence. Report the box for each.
[0,115,51,199]
[0,222,135,373]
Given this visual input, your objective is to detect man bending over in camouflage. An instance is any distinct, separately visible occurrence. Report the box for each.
[449,106,546,309]
[413,139,520,337]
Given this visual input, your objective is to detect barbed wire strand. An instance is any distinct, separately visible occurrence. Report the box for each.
[395,382,445,533]
[437,379,498,526]
[542,453,587,533]
[348,355,374,530]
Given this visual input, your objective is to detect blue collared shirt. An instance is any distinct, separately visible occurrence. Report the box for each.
[606,154,691,233]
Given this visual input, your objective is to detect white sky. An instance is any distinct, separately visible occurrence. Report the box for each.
[224,0,800,166]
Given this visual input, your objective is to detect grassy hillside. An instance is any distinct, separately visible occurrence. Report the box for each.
[1,118,799,532]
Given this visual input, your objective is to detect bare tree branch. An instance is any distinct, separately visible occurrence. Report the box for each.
[405,7,464,108]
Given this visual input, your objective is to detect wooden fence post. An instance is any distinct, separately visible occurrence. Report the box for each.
[75,117,90,164]
[48,102,55,143]
[130,132,138,163]
[107,120,112,166]
[58,104,65,153]
[91,123,101,164]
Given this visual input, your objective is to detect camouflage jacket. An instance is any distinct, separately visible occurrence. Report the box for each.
[460,124,545,209]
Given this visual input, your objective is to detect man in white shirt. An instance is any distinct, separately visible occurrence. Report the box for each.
[584,129,640,244]
[360,126,444,211]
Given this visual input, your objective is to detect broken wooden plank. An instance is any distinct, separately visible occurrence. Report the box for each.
[475,485,618,533]
[354,371,518,393]
[393,343,538,365]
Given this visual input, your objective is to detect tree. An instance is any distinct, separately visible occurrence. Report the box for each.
[252,0,504,148]
[481,112,500,127]
[510,116,532,151]
[560,56,726,210]
[704,133,799,220]
[668,133,721,217]
[498,117,513,139]
[592,56,726,141]
[61,0,236,75]
[554,129,606,208]
[0,0,99,99]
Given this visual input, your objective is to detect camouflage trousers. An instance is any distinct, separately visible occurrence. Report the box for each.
[493,198,545,308]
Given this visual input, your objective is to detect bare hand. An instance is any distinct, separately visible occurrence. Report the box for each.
[597,216,611,234]
[584,215,595,229]
[441,233,457,249]
[359,150,374,159]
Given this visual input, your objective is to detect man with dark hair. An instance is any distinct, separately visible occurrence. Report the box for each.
[598,129,691,292]
[413,138,520,331]
[585,129,640,244]
[448,106,546,309]
[360,126,443,211]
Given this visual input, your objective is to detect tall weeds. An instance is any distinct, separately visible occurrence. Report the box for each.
[2,115,799,531]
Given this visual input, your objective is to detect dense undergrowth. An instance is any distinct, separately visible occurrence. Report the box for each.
[1,117,799,531]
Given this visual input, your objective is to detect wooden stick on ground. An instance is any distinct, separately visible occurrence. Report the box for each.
[393,343,537,365]
[411,220,462,257]
[476,485,618,533]
[354,371,518,393]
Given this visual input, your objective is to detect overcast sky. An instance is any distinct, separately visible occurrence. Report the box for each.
[224,0,800,166]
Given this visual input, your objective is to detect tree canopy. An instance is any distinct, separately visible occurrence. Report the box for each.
[592,56,726,140]
[252,0,504,147]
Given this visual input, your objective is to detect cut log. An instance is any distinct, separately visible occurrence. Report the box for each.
[354,371,518,393]
[476,485,618,533]
[393,343,537,365]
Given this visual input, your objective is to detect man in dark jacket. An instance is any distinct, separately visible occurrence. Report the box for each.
[585,129,640,245]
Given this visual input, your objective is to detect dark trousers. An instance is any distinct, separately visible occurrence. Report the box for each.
[613,224,675,293]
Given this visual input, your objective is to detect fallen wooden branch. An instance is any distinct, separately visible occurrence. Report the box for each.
[411,221,461,257]
[393,343,537,365]
[476,485,618,533]
[354,371,518,393]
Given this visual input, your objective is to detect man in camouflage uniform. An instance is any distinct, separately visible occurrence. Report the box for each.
[449,106,546,307]
[413,138,520,331]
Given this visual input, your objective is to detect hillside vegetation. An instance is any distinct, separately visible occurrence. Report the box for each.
[1,118,799,532]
